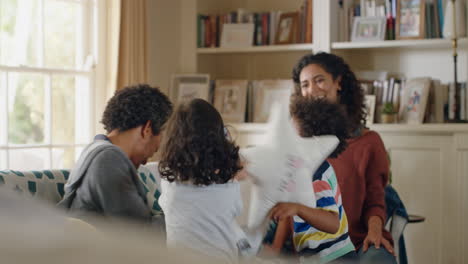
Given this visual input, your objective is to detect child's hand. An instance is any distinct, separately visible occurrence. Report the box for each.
[269,202,302,222]
[234,168,248,181]
[234,158,249,181]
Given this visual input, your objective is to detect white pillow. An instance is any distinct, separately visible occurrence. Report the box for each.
[240,102,338,250]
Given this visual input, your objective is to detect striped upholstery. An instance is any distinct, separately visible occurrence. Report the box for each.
[0,162,162,215]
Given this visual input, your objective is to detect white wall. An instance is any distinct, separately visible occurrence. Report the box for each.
[146,0,182,96]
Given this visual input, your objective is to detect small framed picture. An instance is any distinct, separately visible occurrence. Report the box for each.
[275,12,299,44]
[398,77,431,124]
[396,0,425,39]
[170,74,210,104]
[364,95,376,125]
[221,23,255,48]
[252,80,294,123]
[213,80,249,123]
[351,17,387,42]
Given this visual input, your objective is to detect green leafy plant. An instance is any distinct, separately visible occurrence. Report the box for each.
[381,102,397,115]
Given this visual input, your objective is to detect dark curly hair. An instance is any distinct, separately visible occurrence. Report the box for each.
[101,84,173,134]
[292,52,366,133]
[158,98,242,186]
[290,96,349,158]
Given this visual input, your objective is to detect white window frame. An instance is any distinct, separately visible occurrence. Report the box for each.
[0,0,98,169]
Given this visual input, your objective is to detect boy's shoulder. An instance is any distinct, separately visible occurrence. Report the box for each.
[312,161,332,182]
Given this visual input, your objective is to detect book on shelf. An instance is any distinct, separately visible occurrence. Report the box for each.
[358,71,467,124]
[197,0,313,48]
[338,0,445,42]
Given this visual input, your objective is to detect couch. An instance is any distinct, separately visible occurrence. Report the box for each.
[0,162,163,216]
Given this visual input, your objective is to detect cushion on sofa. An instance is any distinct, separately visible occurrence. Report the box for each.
[0,170,69,204]
[0,162,163,215]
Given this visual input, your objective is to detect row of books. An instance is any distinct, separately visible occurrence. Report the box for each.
[338,0,446,42]
[359,71,467,124]
[197,0,313,48]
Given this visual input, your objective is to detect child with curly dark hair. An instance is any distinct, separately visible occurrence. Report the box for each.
[263,97,356,264]
[158,98,245,263]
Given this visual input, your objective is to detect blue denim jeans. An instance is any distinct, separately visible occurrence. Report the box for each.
[358,245,397,264]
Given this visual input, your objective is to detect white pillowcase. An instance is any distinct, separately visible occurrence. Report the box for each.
[240,102,339,250]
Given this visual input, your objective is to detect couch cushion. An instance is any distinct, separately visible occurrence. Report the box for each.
[138,162,162,216]
[0,164,163,216]
[0,170,69,204]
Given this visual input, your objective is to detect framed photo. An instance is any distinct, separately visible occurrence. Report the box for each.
[396,0,425,39]
[252,80,294,123]
[275,12,299,44]
[398,77,431,124]
[364,95,376,125]
[221,23,255,48]
[170,74,210,104]
[213,80,248,123]
[351,17,387,42]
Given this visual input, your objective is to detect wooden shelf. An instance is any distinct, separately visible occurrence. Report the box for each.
[228,123,468,135]
[197,43,315,54]
[332,38,468,50]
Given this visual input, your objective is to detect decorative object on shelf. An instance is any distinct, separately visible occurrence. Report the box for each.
[351,16,387,42]
[251,80,294,123]
[443,0,464,122]
[443,0,466,38]
[364,95,377,125]
[380,102,398,123]
[398,77,431,124]
[396,0,425,39]
[275,12,299,44]
[170,74,210,105]
[220,23,255,48]
[213,80,248,123]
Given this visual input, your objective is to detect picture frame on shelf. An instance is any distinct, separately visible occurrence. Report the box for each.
[170,74,210,105]
[351,17,387,42]
[252,80,294,123]
[398,77,431,124]
[213,80,248,123]
[364,95,377,125]
[396,0,426,39]
[275,12,299,44]
[220,23,255,48]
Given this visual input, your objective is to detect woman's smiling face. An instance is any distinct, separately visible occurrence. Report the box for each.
[299,63,341,103]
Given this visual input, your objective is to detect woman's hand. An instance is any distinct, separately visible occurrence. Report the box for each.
[363,216,395,255]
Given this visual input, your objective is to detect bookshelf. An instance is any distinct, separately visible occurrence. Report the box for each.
[197,43,315,54]
[332,38,468,50]
[230,122,468,134]
[177,1,468,264]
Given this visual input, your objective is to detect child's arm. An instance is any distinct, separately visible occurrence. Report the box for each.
[270,216,293,253]
[269,203,339,234]
[234,168,248,181]
[234,157,248,181]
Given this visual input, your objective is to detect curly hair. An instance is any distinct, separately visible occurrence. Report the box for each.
[290,96,349,158]
[101,84,173,134]
[292,52,366,133]
[158,99,242,186]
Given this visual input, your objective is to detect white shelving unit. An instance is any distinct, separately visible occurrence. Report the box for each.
[197,43,315,54]
[229,122,468,134]
[332,38,468,50]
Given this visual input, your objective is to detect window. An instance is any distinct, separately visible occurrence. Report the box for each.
[0,0,96,170]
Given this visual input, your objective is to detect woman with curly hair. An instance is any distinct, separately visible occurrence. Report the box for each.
[158,98,245,263]
[290,52,396,264]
